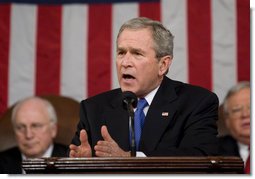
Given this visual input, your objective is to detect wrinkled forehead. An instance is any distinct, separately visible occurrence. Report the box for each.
[117,28,154,49]
[117,27,152,41]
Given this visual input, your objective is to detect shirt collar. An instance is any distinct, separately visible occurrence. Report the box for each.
[142,85,160,106]
[237,142,249,163]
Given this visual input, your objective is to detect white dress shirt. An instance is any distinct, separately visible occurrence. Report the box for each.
[238,142,249,166]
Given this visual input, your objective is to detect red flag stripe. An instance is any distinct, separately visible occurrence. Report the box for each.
[0,4,11,115]
[35,5,62,96]
[187,0,212,90]
[139,2,161,21]
[87,4,112,97]
[236,0,250,82]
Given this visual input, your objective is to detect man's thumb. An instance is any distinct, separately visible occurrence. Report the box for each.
[80,129,88,146]
[101,125,113,141]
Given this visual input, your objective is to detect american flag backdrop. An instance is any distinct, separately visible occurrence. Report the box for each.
[0,0,250,117]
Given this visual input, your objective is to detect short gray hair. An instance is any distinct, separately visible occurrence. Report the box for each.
[223,81,250,115]
[11,96,57,125]
[117,17,174,71]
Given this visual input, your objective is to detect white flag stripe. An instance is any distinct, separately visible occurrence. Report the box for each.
[212,0,237,102]
[61,4,88,101]
[162,0,188,83]
[8,4,37,106]
[111,3,139,89]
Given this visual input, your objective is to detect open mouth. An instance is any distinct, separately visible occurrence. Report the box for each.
[123,74,135,80]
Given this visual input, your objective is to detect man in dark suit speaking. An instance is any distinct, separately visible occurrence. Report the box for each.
[69,17,219,157]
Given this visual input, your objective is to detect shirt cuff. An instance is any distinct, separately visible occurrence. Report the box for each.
[136,151,146,157]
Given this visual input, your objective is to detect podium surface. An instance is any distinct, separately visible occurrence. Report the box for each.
[22,156,243,174]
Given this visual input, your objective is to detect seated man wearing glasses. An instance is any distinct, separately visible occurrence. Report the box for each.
[218,81,250,173]
[0,97,68,174]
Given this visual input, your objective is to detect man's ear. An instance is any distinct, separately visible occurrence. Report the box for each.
[159,55,172,76]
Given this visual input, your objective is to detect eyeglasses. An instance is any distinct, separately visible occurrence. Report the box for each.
[14,122,51,134]
[228,105,250,118]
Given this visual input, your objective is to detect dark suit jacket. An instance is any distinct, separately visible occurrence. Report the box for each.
[71,76,219,156]
[0,143,68,174]
[218,135,240,156]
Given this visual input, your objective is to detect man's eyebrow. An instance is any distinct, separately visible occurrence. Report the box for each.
[130,48,145,54]
[117,47,125,51]
[117,46,144,52]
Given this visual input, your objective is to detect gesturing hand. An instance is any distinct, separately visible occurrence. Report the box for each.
[69,129,92,157]
[94,125,130,157]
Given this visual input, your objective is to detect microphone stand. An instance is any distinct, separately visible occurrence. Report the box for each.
[126,102,136,157]
[122,91,137,157]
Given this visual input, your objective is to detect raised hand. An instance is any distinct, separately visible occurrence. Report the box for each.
[94,125,130,157]
[69,129,92,157]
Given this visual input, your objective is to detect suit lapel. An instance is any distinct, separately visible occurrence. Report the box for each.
[103,91,130,151]
[140,77,178,151]
[101,77,179,152]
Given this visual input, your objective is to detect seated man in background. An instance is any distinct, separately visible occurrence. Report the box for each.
[0,97,68,174]
[218,81,250,173]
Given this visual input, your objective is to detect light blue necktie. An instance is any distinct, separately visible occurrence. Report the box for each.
[134,98,148,150]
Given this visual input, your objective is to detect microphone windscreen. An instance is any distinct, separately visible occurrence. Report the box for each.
[122,91,137,108]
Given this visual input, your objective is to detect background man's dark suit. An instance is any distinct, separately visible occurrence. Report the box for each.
[71,76,219,156]
[218,135,240,156]
[0,143,68,174]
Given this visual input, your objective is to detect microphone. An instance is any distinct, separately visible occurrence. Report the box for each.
[122,91,137,157]
[123,91,137,109]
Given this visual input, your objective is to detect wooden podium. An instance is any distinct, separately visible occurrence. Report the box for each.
[22,156,244,174]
